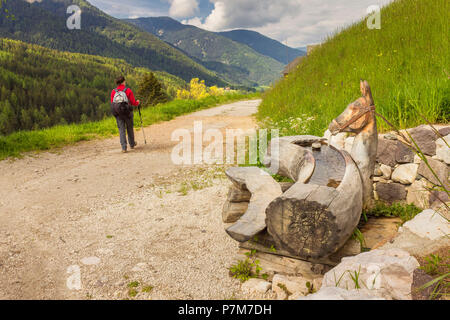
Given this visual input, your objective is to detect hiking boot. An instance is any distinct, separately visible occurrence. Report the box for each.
[131,142,138,149]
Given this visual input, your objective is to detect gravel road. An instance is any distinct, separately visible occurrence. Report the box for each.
[0,99,261,300]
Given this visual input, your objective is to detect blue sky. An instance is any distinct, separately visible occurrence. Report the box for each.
[88,0,393,47]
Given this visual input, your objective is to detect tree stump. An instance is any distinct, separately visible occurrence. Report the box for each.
[266,150,363,260]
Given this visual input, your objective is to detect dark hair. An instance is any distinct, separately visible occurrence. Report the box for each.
[116,76,125,85]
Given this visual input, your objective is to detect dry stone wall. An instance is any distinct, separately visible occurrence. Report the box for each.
[330,125,450,210]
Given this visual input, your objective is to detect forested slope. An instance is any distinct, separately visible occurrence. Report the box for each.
[0,38,185,135]
[0,0,225,85]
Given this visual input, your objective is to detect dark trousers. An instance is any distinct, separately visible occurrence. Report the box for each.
[115,114,135,151]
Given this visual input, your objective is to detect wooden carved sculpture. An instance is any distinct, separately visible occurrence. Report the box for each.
[222,81,378,260]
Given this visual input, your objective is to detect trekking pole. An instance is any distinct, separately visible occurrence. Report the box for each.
[137,105,147,145]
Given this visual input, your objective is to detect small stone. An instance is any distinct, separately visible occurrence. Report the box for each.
[391,164,418,185]
[81,257,101,266]
[241,278,272,295]
[374,164,382,177]
[312,142,322,150]
[376,182,407,203]
[380,164,392,180]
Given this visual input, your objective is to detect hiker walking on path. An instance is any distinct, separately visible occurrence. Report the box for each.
[111,76,140,153]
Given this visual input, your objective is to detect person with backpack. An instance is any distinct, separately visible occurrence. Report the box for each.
[111,76,140,153]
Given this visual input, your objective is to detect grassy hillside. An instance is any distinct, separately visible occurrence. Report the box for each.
[0,38,186,135]
[0,0,225,86]
[259,0,449,136]
[126,17,285,87]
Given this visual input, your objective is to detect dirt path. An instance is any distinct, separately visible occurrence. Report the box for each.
[0,99,261,300]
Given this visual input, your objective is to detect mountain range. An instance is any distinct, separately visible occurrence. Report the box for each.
[0,0,305,87]
[0,0,224,86]
[125,17,304,87]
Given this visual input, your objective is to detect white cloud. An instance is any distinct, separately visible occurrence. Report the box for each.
[168,0,199,18]
[184,0,394,47]
[192,0,302,30]
[89,0,167,18]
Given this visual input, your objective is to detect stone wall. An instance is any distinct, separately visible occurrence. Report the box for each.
[327,125,450,210]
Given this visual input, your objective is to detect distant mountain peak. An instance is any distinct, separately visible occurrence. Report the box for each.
[218,29,306,64]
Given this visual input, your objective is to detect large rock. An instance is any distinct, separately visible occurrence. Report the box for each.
[241,278,272,295]
[382,209,450,256]
[272,274,310,300]
[400,209,450,241]
[392,164,418,185]
[435,134,450,164]
[322,249,419,300]
[409,125,439,156]
[377,139,415,167]
[298,287,384,300]
[376,182,407,203]
[418,157,449,189]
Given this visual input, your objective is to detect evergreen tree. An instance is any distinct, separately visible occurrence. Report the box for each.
[137,72,168,107]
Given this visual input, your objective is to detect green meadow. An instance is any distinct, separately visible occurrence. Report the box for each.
[259,0,449,136]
